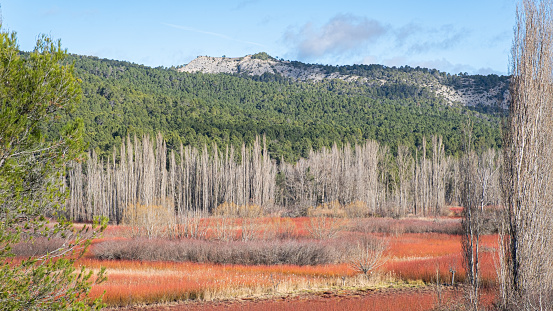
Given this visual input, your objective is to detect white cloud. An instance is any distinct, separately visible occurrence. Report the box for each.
[395,24,469,54]
[359,55,379,65]
[284,14,387,60]
[284,15,471,65]
[282,14,507,74]
[475,67,505,75]
[406,58,473,74]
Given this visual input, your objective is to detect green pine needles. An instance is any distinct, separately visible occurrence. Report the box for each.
[0,29,107,310]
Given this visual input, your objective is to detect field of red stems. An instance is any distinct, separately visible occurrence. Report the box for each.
[72,216,500,310]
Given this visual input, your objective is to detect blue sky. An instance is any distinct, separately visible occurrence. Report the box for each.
[3,0,516,75]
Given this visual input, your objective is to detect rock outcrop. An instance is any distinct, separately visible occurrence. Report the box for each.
[179,54,508,108]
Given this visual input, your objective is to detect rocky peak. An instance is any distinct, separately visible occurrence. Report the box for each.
[178,54,508,108]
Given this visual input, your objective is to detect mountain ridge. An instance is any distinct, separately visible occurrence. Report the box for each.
[51,53,504,161]
[179,53,509,108]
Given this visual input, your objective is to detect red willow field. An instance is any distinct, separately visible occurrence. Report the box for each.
[62,215,502,310]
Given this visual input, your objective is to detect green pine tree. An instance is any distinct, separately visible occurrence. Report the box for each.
[0,30,106,310]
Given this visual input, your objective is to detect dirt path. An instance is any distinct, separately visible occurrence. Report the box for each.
[114,286,461,311]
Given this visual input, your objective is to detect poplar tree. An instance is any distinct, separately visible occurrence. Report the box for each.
[502,0,553,308]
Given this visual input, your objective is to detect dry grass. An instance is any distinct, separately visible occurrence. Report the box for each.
[351,217,463,235]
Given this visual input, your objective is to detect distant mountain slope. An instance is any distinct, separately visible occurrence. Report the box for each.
[53,54,503,161]
[180,53,509,108]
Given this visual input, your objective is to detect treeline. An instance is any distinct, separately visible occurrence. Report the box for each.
[65,134,502,222]
[290,61,509,94]
[67,134,276,223]
[50,54,503,162]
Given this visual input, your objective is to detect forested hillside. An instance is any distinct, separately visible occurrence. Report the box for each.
[56,54,504,162]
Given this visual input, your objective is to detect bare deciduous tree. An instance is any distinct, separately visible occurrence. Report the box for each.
[461,140,500,310]
[396,145,413,217]
[350,236,389,279]
[502,0,553,308]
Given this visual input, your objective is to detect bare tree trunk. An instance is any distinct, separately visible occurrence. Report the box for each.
[461,146,500,310]
[431,136,446,216]
[503,0,553,308]
[396,145,413,216]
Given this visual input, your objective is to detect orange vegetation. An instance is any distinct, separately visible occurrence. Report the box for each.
[383,233,498,285]
[385,252,497,285]
[78,217,501,308]
[388,233,464,258]
[81,258,353,306]
[387,233,497,258]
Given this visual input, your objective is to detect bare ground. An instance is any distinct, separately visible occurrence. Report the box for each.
[112,286,463,311]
